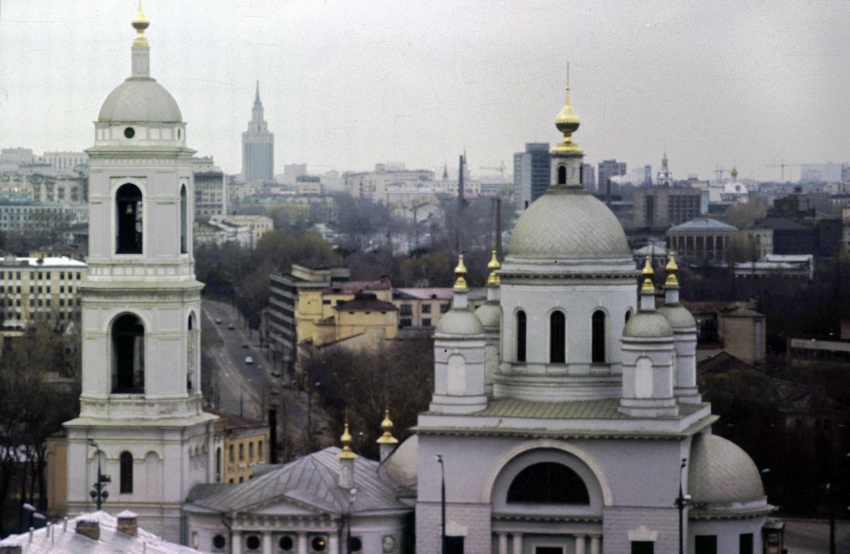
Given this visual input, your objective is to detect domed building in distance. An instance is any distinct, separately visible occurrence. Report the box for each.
[397,85,773,554]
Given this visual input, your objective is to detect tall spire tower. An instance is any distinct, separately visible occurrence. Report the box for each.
[63,3,216,540]
[242,80,275,182]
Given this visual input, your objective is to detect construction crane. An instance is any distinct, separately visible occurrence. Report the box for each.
[765,160,803,182]
[714,165,727,184]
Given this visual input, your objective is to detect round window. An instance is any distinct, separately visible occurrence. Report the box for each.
[124,127,135,139]
[245,535,261,550]
[279,536,294,551]
[349,537,363,552]
[311,536,327,552]
[212,534,226,549]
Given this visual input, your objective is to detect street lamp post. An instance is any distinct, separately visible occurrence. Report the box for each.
[675,458,690,554]
[89,441,111,510]
[435,454,446,554]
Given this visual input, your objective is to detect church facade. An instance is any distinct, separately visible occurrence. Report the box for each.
[62,4,217,542]
[398,88,773,554]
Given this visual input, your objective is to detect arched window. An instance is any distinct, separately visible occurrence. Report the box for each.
[216,447,222,482]
[507,462,589,504]
[558,165,566,185]
[187,312,197,391]
[592,311,606,363]
[112,314,144,393]
[119,451,133,493]
[550,311,566,363]
[116,183,143,254]
[516,310,527,362]
[625,310,632,323]
[180,184,188,254]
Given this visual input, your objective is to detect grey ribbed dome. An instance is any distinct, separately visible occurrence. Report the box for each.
[658,304,697,330]
[509,187,630,260]
[474,302,501,329]
[386,435,418,489]
[437,309,485,335]
[689,434,765,505]
[623,312,673,338]
[98,78,182,123]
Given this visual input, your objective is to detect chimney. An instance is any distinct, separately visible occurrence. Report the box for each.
[76,519,100,541]
[0,546,23,554]
[117,510,138,537]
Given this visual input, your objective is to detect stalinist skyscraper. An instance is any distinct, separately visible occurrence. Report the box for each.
[241,81,275,182]
[62,3,216,541]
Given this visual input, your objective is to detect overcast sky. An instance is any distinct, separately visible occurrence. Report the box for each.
[1,1,848,182]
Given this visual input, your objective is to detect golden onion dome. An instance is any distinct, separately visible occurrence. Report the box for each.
[553,88,582,154]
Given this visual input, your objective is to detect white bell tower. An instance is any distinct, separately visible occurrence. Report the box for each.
[63,2,216,542]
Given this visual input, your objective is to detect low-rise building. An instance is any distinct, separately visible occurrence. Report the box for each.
[0,255,86,329]
[0,510,199,553]
[208,409,270,485]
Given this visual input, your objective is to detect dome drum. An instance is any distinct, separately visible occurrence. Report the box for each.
[93,122,188,150]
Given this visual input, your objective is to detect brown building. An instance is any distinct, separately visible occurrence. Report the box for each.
[630,184,703,231]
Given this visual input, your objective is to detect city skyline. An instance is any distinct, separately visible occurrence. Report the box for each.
[1,1,848,181]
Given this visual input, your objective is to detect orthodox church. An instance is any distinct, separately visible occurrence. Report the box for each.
[56,4,772,553]
[388,88,774,553]
[61,2,217,542]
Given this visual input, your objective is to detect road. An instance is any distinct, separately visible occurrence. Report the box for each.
[783,518,850,554]
[201,299,329,459]
[203,300,268,419]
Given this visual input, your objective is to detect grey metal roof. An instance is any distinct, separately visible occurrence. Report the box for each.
[0,511,198,553]
[436,308,485,335]
[668,217,738,232]
[657,304,697,329]
[459,397,706,421]
[98,78,182,123]
[508,187,631,260]
[188,447,408,515]
[623,311,673,338]
[474,301,501,329]
[688,434,766,505]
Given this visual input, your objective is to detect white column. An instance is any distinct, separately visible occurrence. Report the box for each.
[497,533,508,554]
[512,532,522,554]
[328,533,339,554]
[262,531,272,554]
[232,531,242,554]
[590,534,601,554]
[297,532,308,554]
[575,534,586,554]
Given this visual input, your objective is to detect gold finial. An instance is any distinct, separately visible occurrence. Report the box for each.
[487,250,501,285]
[132,0,150,48]
[665,252,679,287]
[338,422,357,459]
[641,256,655,292]
[376,409,399,445]
[552,68,582,154]
[454,254,468,290]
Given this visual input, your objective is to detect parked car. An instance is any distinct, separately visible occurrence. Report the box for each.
[227,323,235,330]
[244,356,253,365]
[215,318,221,324]
[242,341,249,348]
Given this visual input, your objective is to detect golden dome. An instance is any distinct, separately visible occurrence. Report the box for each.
[453,254,468,290]
[377,410,399,445]
[665,252,679,287]
[132,0,150,48]
[338,422,357,459]
[487,250,501,285]
[641,256,655,292]
[553,88,582,154]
